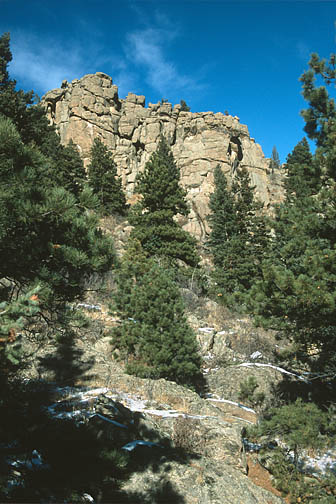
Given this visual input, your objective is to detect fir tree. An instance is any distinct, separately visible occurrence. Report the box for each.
[111,247,202,388]
[130,136,199,267]
[88,138,126,215]
[207,165,269,301]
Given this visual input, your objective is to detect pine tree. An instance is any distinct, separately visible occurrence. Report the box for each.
[0,288,41,388]
[130,136,199,267]
[270,145,280,172]
[88,138,126,215]
[0,32,58,150]
[300,52,336,181]
[111,255,202,388]
[284,137,320,199]
[0,33,116,384]
[256,399,329,467]
[207,165,269,301]
[0,116,115,307]
[54,139,86,197]
[248,53,336,386]
[180,100,190,112]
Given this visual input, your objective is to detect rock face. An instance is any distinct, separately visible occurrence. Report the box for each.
[42,72,284,240]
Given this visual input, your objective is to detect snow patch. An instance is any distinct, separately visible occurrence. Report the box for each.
[238,362,309,382]
[122,440,163,451]
[82,493,95,503]
[304,450,336,476]
[76,303,101,311]
[250,351,262,360]
[206,394,256,413]
[95,413,128,429]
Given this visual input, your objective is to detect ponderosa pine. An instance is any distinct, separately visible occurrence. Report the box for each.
[249,52,336,389]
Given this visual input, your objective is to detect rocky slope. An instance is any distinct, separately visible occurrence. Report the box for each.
[42,72,284,240]
[17,288,294,503]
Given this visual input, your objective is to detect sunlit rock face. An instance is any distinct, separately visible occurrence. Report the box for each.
[42,72,284,240]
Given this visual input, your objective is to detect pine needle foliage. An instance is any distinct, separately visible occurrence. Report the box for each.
[270,145,280,172]
[256,399,329,467]
[300,53,336,180]
[130,136,199,267]
[284,137,320,199]
[0,117,115,306]
[248,400,336,502]
[207,165,269,302]
[55,139,87,197]
[248,53,336,386]
[0,287,41,387]
[0,32,61,152]
[111,243,202,387]
[0,33,116,329]
[88,138,127,215]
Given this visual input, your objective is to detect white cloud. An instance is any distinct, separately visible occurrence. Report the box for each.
[7,9,204,101]
[10,32,88,95]
[124,25,201,97]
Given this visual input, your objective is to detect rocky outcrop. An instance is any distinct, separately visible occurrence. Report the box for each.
[17,289,291,502]
[39,375,284,503]
[42,72,284,240]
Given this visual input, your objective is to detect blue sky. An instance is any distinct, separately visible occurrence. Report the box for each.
[1,0,335,162]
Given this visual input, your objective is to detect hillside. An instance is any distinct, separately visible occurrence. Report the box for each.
[1,30,335,503]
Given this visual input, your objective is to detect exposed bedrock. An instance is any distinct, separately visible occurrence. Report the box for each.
[43,72,284,240]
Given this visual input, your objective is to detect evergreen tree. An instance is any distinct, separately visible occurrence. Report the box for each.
[248,399,335,501]
[300,52,336,180]
[207,165,269,301]
[180,100,190,112]
[0,117,115,307]
[55,139,86,197]
[130,136,199,267]
[0,288,41,388]
[88,138,127,215]
[248,53,336,387]
[284,137,320,199]
[111,255,202,388]
[270,145,280,172]
[0,32,58,150]
[258,399,329,466]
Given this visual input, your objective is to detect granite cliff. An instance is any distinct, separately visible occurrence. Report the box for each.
[42,72,283,239]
